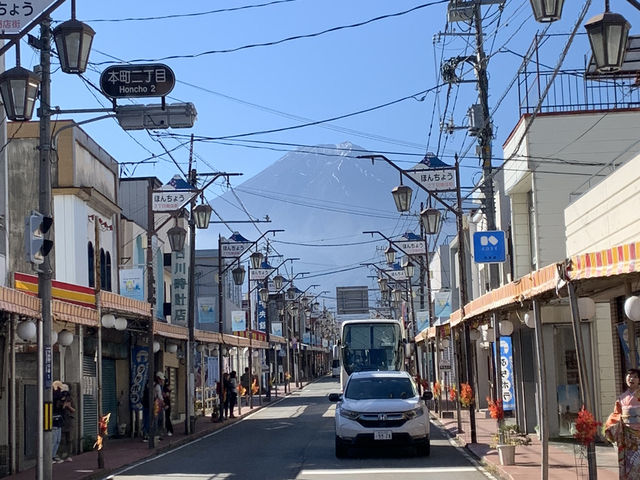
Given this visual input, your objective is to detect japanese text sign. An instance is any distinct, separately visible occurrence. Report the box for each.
[152,189,197,212]
[405,167,457,192]
[100,64,176,98]
[473,230,506,263]
[171,248,189,326]
[0,1,55,35]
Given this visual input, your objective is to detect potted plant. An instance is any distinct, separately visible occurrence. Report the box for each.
[487,397,531,465]
[490,423,532,465]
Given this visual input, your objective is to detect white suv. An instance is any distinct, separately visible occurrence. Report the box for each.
[328,370,432,458]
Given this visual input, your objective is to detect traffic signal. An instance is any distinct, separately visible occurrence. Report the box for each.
[25,211,53,265]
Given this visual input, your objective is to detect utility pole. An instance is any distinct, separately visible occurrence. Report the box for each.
[37,17,53,480]
[473,1,500,291]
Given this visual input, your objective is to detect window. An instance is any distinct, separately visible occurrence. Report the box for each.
[105,252,112,291]
[100,249,106,289]
[88,242,95,287]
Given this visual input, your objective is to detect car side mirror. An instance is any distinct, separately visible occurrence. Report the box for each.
[328,393,342,402]
[422,391,433,401]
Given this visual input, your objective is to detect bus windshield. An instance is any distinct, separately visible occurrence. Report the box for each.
[341,322,403,375]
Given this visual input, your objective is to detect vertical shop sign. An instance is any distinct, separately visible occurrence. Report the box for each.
[495,337,516,411]
[130,345,149,410]
[171,248,189,326]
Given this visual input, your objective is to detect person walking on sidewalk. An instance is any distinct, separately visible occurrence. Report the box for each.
[605,367,640,479]
[228,371,238,418]
[163,377,174,436]
[222,372,231,420]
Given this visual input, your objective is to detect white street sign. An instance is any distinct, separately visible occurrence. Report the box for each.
[385,269,407,281]
[406,166,456,192]
[152,189,197,212]
[249,268,275,281]
[0,1,57,34]
[395,240,425,256]
[221,239,251,258]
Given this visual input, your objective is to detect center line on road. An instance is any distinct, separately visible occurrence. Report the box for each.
[299,467,479,475]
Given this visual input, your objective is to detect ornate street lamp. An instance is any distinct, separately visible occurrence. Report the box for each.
[273,274,284,291]
[392,288,404,303]
[250,251,264,269]
[167,223,187,252]
[384,245,396,265]
[585,7,631,73]
[192,202,212,229]
[420,207,443,235]
[0,65,40,121]
[381,289,390,303]
[287,286,297,300]
[529,0,564,22]
[301,296,310,308]
[232,265,246,286]
[391,184,412,213]
[403,260,415,279]
[52,18,95,74]
[378,277,388,292]
[259,287,270,304]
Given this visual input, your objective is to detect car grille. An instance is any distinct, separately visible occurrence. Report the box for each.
[357,412,407,428]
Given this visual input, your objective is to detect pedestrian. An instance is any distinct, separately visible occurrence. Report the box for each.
[52,381,65,463]
[222,373,231,419]
[228,371,238,418]
[240,367,250,405]
[153,372,165,437]
[605,367,640,479]
[163,377,173,436]
[59,384,76,461]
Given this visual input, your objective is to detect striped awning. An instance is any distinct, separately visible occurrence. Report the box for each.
[567,241,640,280]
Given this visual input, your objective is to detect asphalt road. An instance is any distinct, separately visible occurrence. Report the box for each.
[109,377,494,480]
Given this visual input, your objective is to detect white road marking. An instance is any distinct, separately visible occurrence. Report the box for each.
[298,467,479,475]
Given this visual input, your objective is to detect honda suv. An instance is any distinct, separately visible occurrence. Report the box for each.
[328,370,432,458]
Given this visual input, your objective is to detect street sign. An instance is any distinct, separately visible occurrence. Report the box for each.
[473,230,506,263]
[250,268,275,281]
[0,0,60,35]
[152,189,197,212]
[385,268,407,281]
[395,239,425,256]
[100,64,176,98]
[405,166,457,192]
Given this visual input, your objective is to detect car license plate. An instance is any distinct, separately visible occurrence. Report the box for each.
[374,430,392,440]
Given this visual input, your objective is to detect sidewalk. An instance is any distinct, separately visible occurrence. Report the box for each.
[433,411,619,480]
[5,382,307,480]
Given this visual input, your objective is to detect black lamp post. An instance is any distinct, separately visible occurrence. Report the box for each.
[529,0,565,22]
[585,6,631,73]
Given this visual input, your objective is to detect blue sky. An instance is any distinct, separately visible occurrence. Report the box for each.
[11,0,640,300]
[26,0,636,194]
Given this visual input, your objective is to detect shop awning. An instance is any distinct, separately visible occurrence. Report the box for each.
[0,285,40,318]
[568,241,640,280]
[100,291,151,319]
[154,321,188,340]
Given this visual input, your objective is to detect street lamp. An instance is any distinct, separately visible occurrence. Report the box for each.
[52,19,95,73]
[403,260,415,279]
[420,207,442,235]
[167,222,187,252]
[0,65,40,121]
[391,183,413,213]
[232,265,246,286]
[384,245,396,265]
[529,0,565,22]
[192,202,212,229]
[250,251,264,269]
[273,274,284,291]
[585,7,631,72]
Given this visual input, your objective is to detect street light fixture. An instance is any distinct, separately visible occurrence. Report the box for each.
[585,8,631,72]
[259,287,270,304]
[384,245,396,265]
[167,223,187,252]
[391,183,413,213]
[52,18,95,73]
[0,65,40,121]
[232,265,246,286]
[250,251,264,269]
[192,202,212,229]
[403,260,415,279]
[420,207,442,235]
[273,274,284,291]
[529,0,565,22]
[378,277,388,292]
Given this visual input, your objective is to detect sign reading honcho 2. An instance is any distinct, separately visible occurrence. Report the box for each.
[100,64,175,98]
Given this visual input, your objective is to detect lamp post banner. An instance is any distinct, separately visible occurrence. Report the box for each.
[415,310,429,333]
[197,297,216,324]
[231,310,246,331]
[272,322,283,337]
[119,268,144,301]
[434,291,452,318]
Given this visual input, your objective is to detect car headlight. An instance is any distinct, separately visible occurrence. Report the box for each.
[404,405,424,419]
[339,407,360,421]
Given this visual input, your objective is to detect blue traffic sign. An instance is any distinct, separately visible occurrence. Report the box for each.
[473,230,506,263]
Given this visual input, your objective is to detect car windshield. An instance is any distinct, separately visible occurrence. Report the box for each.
[345,377,416,400]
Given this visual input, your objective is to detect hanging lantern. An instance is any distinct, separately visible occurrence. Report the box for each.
[0,66,40,121]
[585,10,630,73]
[524,310,536,328]
[167,224,187,252]
[385,245,396,265]
[101,314,116,329]
[114,317,128,331]
[420,207,443,235]
[167,343,178,354]
[250,251,264,269]
[499,319,514,336]
[52,18,95,74]
[51,330,58,345]
[58,329,74,346]
[391,184,412,212]
[624,296,640,322]
[193,203,212,229]
[232,265,246,286]
[578,297,596,320]
[259,287,270,304]
[529,0,564,23]
[273,274,284,291]
[16,320,37,342]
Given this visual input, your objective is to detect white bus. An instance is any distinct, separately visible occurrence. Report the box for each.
[338,319,405,388]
